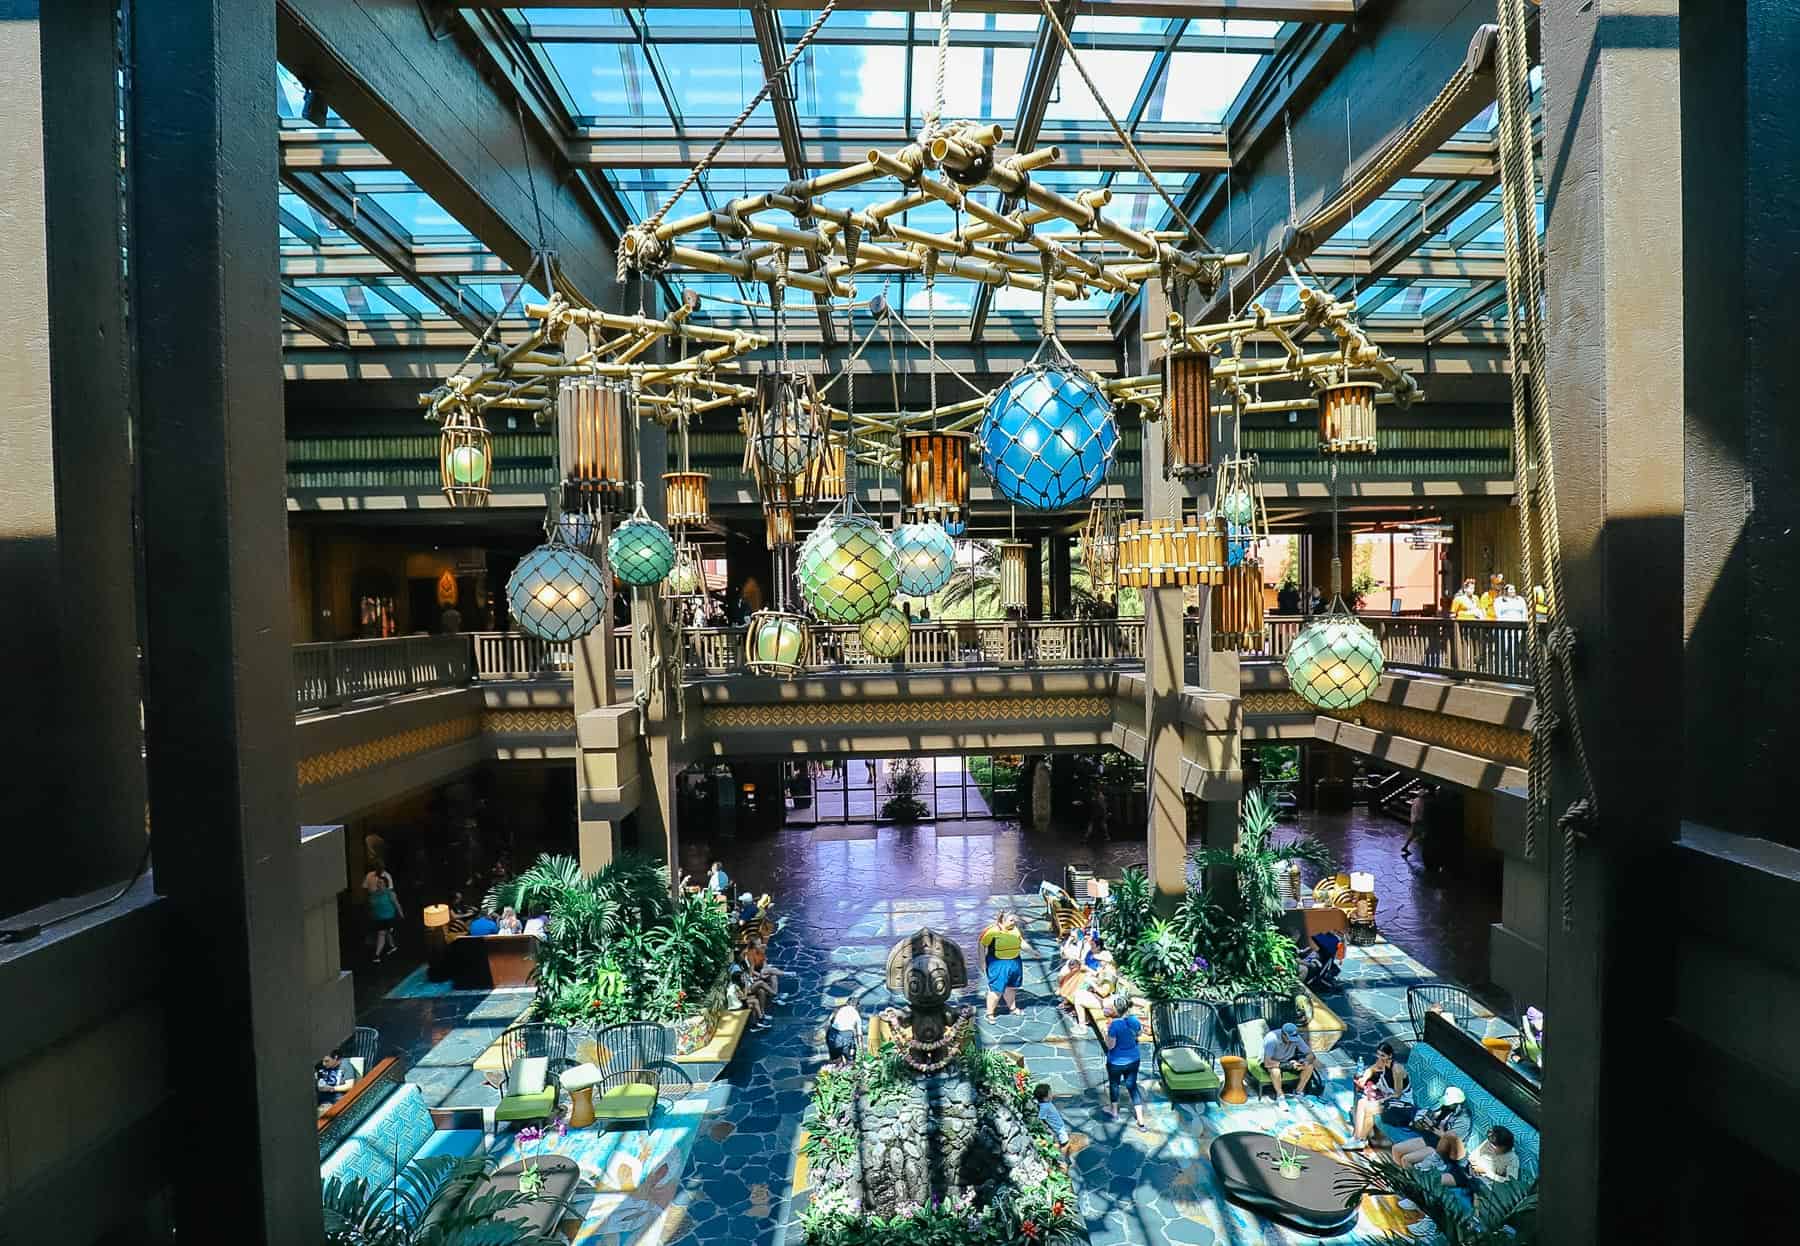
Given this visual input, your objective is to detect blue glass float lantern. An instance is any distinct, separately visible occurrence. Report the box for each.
[798,498,899,624]
[608,485,676,587]
[892,522,957,597]
[859,605,911,661]
[1285,608,1385,710]
[557,510,601,552]
[977,357,1119,510]
[506,535,607,642]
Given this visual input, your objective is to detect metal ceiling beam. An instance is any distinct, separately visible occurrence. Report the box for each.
[1305,252,1505,281]
[750,0,836,346]
[481,1,1363,20]
[276,0,619,307]
[1421,280,1507,343]
[513,22,1281,54]
[281,282,351,347]
[1341,172,1498,293]
[280,167,490,336]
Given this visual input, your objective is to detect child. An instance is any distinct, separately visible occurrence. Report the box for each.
[1034,1083,1072,1157]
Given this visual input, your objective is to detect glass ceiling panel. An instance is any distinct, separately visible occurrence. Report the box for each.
[1043,49,1154,122]
[365,191,477,241]
[649,42,776,125]
[906,44,1028,126]
[537,38,672,125]
[1152,53,1263,124]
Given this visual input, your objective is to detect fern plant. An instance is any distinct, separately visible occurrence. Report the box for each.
[1333,1153,1538,1246]
[321,1154,564,1246]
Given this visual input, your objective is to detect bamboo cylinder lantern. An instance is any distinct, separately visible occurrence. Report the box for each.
[1163,348,1214,476]
[1211,558,1266,651]
[999,541,1031,612]
[803,431,848,508]
[557,377,630,512]
[1318,381,1380,455]
[1080,499,1124,601]
[764,486,797,549]
[663,471,711,528]
[439,405,492,508]
[1118,516,1224,588]
[900,430,971,526]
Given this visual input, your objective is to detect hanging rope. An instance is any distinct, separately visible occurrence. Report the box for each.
[922,0,955,142]
[1496,0,1596,930]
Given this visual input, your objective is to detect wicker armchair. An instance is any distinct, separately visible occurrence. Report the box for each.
[495,1022,571,1126]
[596,1021,677,1084]
[1150,1000,1223,1100]
[347,1025,380,1072]
[1407,984,1477,1040]
[1227,992,1311,1098]
[591,1068,660,1129]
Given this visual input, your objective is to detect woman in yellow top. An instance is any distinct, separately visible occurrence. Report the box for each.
[1450,578,1485,620]
[979,910,1027,1020]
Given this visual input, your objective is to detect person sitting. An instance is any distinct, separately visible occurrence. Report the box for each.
[1061,958,1118,1022]
[731,968,771,1032]
[1034,1082,1073,1157]
[315,1049,354,1104]
[496,907,523,935]
[737,891,760,924]
[1341,1041,1402,1150]
[1392,1086,1471,1174]
[1261,1021,1319,1108]
[466,910,500,937]
[1464,1124,1521,1189]
[447,892,476,937]
[826,998,862,1066]
[1038,878,1073,909]
[742,939,789,1005]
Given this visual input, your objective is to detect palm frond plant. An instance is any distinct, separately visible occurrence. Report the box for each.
[928,540,999,619]
[1189,788,1331,925]
[1333,1153,1538,1246]
[321,1154,564,1246]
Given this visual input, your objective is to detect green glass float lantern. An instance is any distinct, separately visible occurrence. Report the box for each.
[892,522,957,597]
[439,404,491,508]
[859,605,911,661]
[797,497,898,624]
[506,532,608,643]
[745,610,809,676]
[607,485,676,587]
[663,539,705,598]
[1285,608,1385,710]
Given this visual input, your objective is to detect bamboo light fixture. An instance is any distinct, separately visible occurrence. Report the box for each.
[900,429,971,526]
[557,376,630,513]
[763,482,798,549]
[439,403,492,508]
[752,368,826,484]
[1117,515,1224,589]
[1080,498,1125,602]
[803,430,849,508]
[1318,381,1381,455]
[999,541,1032,612]
[662,471,711,528]
[1162,347,1213,478]
[1211,559,1267,652]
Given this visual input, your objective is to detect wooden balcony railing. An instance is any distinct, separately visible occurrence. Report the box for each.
[1224,614,1534,684]
[680,618,1147,676]
[467,630,630,680]
[292,634,473,712]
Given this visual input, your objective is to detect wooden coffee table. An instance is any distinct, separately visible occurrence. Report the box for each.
[1209,1131,1357,1236]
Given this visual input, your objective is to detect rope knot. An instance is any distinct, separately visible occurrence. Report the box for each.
[1544,624,1577,662]
[1557,797,1596,839]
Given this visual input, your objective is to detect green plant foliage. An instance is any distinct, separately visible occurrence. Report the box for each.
[321,1154,564,1246]
[881,759,932,823]
[1190,789,1331,926]
[1097,866,1154,954]
[1333,1154,1539,1246]
[1126,919,1205,1001]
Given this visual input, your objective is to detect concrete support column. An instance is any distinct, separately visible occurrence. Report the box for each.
[631,418,683,871]
[1048,533,1072,617]
[1539,3,1683,1241]
[131,1,321,1236]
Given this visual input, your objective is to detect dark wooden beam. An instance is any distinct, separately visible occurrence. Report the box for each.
[750,0,835,345]
[281,281,353,346]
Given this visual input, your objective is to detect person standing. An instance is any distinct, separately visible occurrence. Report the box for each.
[826,998,862,1066]
[1102,993,1148,1129]
[1402,787,1429,857]
[979,910,1026,1020]
[1479,572,1507,618]
[705,861,731,895]
[1450,578,1485,620]
[1493,583,1529,621]
[364,861,403,963]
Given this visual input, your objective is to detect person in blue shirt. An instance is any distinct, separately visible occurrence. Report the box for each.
[706,862,731,894]
[737,892,760,924]
[467,911,500,936]
[1102,993,1148,1129]
[1034,1083,1073,1156]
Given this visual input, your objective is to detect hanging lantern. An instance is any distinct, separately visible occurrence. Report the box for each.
[663,539,706,599]
[752,368,825,481]
[797,499,899,624]
[1163,347,1213,477]
[901,430,971,526]
[999,541,1031,612]
[439,404,492,508]
[663,471,711,528]
[892,522,957,597]
[556,510,603,554]
[1211,559,1266,652]
[745,609,810,676]
[506,535,607,642]
[1214,456,1270,567]
[977,358,1119,511]
[1117,516,1223,589]
[803,430,848,508]
[607,489,676,587]
[1286,609,1385,709]
[1318,381,1379,455]
[557,377,630,512]
[859,605,911,661]
[1080,499,1125,601]
[764,497,797,549]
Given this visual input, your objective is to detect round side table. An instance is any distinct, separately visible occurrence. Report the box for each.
[567,1085,596,1129]
[1219,1054,1249,1105]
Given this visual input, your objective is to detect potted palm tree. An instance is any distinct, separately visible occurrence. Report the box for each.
[1333,1153,1538,1245]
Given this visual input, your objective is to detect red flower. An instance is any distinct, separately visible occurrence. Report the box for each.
[1051,1201,1065,1217]
[1021,1219,1040,1239]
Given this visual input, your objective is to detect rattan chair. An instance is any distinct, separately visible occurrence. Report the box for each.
[1407,984,1477,1040]
[596,1022,674,1079]
[495,1022,571,1126]
[1150,1000,1224,1100]
[347,1025,381,1070]
[1227,992,1310,1099]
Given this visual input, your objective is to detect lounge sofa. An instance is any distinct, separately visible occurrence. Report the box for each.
[1400,1039,1540,1175]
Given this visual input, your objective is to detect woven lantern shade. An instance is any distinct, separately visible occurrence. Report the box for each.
[764,501,796,549]
[607,492,677,587]
[1118,516,1224,589]
[663,471,710,528]
[797,501,899,623]
[859,605,911,660]
[1163,348,1213,477]
[439,405,492,508]
[663,539,706,599]
[1080,499,1125,601]
[557,377,630,512]
[752,368,825,481]
[1211,559,1266,652]
[999,541,1031,611]
[977,360,1119,511]
[900,430,971,525]
[892,522,958,597]
[745,610,809,676]
[1214,456,1269,567]
[506,538,607,642]
[1318,381,1380,455]
[803,431,848,508]
[1286,609,1385,709]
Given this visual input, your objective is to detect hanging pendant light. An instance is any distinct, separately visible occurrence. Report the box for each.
[1164,347,1214,477]
[506,526,608,643]
[557,376,630,512]
[752,368,826,482]
[663,471,710,527]
[556,510,602,554]
[1286,610,1385,709]
[745,610,810,676]
[977,351,1119,511]
[1212,558,1266,652]
[1318,381,1380,456]
[999,541,1031,612]
[1081,499,1125,601]
[663,539,706,599]
[439,403,492,508]
[797,495,899,624]
[1117,514,1223,589]
[892,522,958,597]
[802,430,848,509]
[859,605,911,661]
[1214,455,1270,568]
[900,429,972,527]
[607,484,676,587]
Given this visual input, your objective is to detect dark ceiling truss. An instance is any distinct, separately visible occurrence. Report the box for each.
[514,21,1282,56]
[280,283,350,348]
[486,1,1364,20]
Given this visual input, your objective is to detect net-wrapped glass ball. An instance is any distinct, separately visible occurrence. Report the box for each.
[1221,487,1256,527]
[892,522,957,597]
[506,544,607,642]
[608,515,677,586]
[798,512,899,623]
[859,605,911,660]
[447,443,487,486]
[977,361,1119,510]
[1285,614,1386,710]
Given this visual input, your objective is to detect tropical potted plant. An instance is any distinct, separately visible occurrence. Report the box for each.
[881,759,931,823]
[1334,1152,1539,1245]
[321,1154,564,1246]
